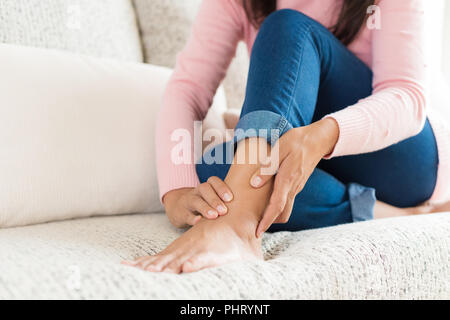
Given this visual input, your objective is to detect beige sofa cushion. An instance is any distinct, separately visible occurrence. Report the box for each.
[0,0,143,61]
[0,43,228,228]
[0,43,165,227]
[133,0,250,109]
[0,212,448,299]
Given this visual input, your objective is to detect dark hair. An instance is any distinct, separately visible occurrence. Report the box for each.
[242,0,375,45]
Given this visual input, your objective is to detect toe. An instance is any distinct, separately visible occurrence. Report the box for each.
[143,256,164,272]
[181,260,196,273]
[136,256,158,270]
[121,260,138,266]
[181,251,242,273]
[181,256,210,273]
[162,259,183,274]
[145,254,177,272]
[127,255,155,269]
[163,252,193,274]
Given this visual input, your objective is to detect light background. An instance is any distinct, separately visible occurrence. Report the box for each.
[444,2,450,82]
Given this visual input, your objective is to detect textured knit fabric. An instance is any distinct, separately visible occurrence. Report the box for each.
[0,0,143,62]
[156,0,450,204]
[132,0,250,110]
[0,212,448,299]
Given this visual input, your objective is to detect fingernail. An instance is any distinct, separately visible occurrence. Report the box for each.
[223,193,233,202]
[256,226,265,238]
[217,205,227,214]
[251,176,262,187]
[193,216,201,225]
[207,210,218,217]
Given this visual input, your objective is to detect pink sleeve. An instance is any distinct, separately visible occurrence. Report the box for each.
[156,0,244,201]
[325,0,427,158]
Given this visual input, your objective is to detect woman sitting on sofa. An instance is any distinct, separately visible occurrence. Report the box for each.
[124,0,450,273]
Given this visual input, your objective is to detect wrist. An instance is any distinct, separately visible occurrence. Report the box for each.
[313,118,340,157]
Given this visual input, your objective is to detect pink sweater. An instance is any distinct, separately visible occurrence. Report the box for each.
[156,0,450,204]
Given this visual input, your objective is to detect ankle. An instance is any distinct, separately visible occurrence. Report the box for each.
[222,208,260,241]
[217,137,273,241]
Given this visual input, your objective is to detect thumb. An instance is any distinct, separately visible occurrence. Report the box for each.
[249,155,280,188]
[250,169,275,188]
[250,137,288,189]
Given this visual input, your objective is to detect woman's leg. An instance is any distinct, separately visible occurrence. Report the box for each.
[200,9,377,231]
[200,8,438,231]
[139,9,437,273]
[133,137,272,273]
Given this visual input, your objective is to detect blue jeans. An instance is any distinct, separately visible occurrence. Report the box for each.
[196,9,439,232]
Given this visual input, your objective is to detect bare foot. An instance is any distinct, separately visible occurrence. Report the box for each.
[375,200,450,220]
[431,201,450,213]
[123,212,263,273]
[123,138,273,274]
[412,201,450,215]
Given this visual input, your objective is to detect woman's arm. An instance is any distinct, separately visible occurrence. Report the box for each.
[156,0,245,202]
[250,0,429,233]
[325,0,427,157]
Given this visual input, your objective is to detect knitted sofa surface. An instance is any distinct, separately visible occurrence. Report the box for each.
[1,213,448,299]
[0,0,448,299]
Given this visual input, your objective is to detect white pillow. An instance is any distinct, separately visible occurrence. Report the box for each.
[0,43,226,228]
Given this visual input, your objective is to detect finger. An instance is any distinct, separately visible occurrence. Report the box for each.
[207,176,233,202]
[250,169,275,189]
[167,208,200,228]
[198,183,228,215]
[295,175,308,195]
[187,194,219,219]
[185,213,202,226]
[274,190,296,224]
[255,206,280,238]
[250,139,289,189]
[256,159,297,237]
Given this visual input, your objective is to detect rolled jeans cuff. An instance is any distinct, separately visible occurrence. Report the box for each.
[234,110,293,145]
[348,183,376,222]
[201,110,293,166]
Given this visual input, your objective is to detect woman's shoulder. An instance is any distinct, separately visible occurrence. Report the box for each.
[200,0,248,22]
[195,0,250,39]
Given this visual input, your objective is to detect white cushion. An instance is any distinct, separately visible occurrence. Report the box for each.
[0,44,225,227]
[0,44,166,227]
[0,0,143,62]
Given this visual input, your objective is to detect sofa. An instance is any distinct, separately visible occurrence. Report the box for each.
[0,0,448,300]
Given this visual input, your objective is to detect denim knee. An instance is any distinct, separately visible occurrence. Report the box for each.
[261,8,318,35]
[263,9,311,27]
